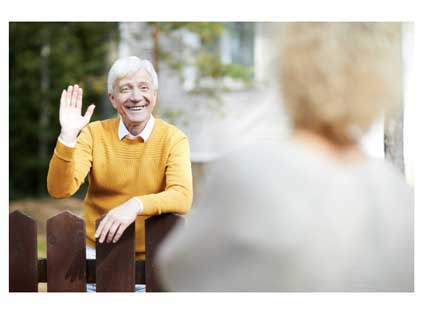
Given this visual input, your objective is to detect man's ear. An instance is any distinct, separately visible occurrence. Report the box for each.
[108,93,117,110]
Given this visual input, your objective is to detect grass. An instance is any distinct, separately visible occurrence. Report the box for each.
[10,197,85,292]
[9,197,84,259]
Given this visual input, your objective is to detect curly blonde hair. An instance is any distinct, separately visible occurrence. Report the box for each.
[279,22,402,146]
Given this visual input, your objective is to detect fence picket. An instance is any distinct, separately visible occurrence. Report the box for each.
[9,210,38,292]
[96,216,135,292]
[9,210,181,292]
[46,211,86,292]
[146,214,184,292]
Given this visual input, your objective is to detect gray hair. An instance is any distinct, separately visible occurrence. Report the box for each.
[107,56,159,94]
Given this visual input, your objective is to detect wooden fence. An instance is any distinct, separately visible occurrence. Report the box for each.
[9,210,183,292]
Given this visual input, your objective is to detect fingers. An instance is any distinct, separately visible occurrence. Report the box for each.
[94,216,105,240]
[84,104,95,122]
[106,221,121,243]
[99,219,114,243]
[71,85,79,108]
[95,216,114,243]
[64,84,83,108]
[77,87,83,110]
[65,85,73,107]
[112,225,127,243]
[60,89,66,108]
[95,215,128,244]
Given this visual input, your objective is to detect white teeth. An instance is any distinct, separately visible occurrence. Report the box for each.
[128,106,145,111]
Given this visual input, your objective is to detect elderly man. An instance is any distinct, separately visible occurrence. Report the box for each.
[47,56,193,290]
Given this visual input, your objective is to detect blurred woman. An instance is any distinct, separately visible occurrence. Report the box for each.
[156,23,413,292]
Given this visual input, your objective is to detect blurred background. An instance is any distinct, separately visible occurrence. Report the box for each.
[9,22,414,258]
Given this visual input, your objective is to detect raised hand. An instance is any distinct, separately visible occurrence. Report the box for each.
[59,84,95,143]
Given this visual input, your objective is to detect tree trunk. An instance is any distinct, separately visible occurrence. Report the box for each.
[152,23,160,77]
[38,29,50,195]
[384,28,405,175]
[384,106,404,174]
[152,23,160,113]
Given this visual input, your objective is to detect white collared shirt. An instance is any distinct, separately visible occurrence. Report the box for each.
[118,114,156,213]
[59,114,155,147]
[118,114,155,141]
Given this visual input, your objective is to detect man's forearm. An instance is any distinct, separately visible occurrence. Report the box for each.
[137,186,193,216]
[47,140,86,198]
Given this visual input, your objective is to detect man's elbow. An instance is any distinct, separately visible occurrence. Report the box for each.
[176,188,193,215]
[47,181,72,199]
[47,189,71,199]
[181,198,192,215]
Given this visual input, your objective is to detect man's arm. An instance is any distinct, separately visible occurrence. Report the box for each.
[47,127,93,198]
[47,84,95,198]
[95,133,193,244]
[137,135,193,215]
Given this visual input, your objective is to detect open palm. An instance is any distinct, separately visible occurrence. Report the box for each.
[59,85,95,142]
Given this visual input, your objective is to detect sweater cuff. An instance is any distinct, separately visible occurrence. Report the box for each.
[137,195,159,216]
[54,138,75,161]
[58,135,77,148]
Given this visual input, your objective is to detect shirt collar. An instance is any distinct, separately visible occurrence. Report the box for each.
[118,114,155,141]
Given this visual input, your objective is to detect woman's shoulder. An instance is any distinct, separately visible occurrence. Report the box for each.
[209,141,412,197]
[361,158,413,202]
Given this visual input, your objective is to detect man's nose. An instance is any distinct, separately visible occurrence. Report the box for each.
[129,88,143,102]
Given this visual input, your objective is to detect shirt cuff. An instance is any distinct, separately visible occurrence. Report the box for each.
[132,197,144,214]
[58,136,77,148]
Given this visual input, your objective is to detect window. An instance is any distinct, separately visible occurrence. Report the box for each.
[220,22,255,67]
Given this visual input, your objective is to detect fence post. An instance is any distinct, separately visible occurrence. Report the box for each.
[96,216,136,292]
[46,211,86,292]
[146,214,184,292]
[9,210,38,292]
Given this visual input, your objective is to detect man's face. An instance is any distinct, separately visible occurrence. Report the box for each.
[109,68,157,126]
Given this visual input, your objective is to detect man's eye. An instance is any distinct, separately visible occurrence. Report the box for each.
[140,86,149,91]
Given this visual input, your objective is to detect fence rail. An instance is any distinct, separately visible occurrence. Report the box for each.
[9,210,183,292]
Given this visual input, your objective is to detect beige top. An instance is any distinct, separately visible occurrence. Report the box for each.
[156,141,414,292]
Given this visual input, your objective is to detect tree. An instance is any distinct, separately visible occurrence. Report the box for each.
[9,22,119,200]
[147,22,254,114]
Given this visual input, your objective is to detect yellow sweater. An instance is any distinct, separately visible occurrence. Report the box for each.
[47,117,193,259]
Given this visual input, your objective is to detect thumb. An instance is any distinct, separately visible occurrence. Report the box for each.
[84,104,95,122]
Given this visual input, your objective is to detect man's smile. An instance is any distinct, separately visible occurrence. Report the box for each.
[126,104,147,112]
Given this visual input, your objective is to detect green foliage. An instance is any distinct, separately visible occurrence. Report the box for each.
[149,22,225,42]
[195,51,253,83]
[37,234,47,258]
[10,22,118,200]
[148,22,254,106]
